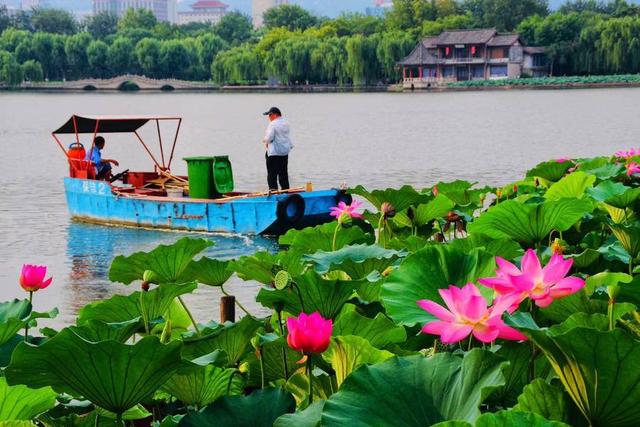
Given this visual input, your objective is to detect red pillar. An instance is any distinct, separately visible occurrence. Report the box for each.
[419,67,423,78]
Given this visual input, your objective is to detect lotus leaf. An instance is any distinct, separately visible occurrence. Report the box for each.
[349,185,431,211]
[545,172,595,200]
[257,271,358,319]
[392,195,455,228]
[109,237,212,285]
[77,282,197,325]
[587,181,628,202]
[244,336,303,386]
[333,304,406,348]
[609,222,640,259]
[0,300,58,347]
[279,222,374,254]
[182,315,261,362]
[448,234,523,259]
[322,335,394,387]
[186,257,233,287]
[467,198,593,244]
[162,363,243,408]
[509,312,640,427]
[303,244,404,279]
[178,387,295,427]
[514,379,570,423]
[70,318,140,343]
[584,272,632,295]
[0,378,57,421]
[5,329,183,416]
[229,250,306,285]
[485,342,532,407]
[321,350,506,426]
[380,245,495,326]
[432,180,482,207]
[526,160,572,182]
[566,248,600,269]
[434,411,569,426]
[274,400,324,427]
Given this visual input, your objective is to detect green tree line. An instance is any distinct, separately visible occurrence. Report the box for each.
[2,0,640,85]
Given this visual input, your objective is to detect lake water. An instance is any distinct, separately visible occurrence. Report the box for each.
[1,88,639,327]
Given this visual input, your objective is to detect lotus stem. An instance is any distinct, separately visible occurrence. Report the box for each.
[160,317,172,344]
[139,291,150,335]
[276,309,289,380]
[332,223,341,251]
[24,291,33,342]
[226,369,240,395]
[306,355,313,405]
[220,285,255,320]
[116,412,123,426]
[258,348,265,389]
[290,283,306,313]
[629,259,634,276]
[376,215,384,247]
[608,299,615,331]
[178,296,200,336]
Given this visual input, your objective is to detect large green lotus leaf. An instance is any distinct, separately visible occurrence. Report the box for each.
[584,272,633,295]
[0,377,57,421]
[322,335,394,387]
[508,312,640,427]
[333,304,406,348]
[229,250,306,285]
[526,160,572,182]
[447,234,523,259]
[609,222,640,258]
[257,271,358,320]
[95,403,152,420]
[388,235,430,253]
[0,335,22,368]
[349,184,431,211]
[467,198,593,244]
[0,300,58,347]
[566,248,600,269]
[185,257,232,287]
[433,180,482,207]
[586,181,628,202]
[109,237,212,285]
[71,319,140,343]
[5,330,182,415]
[77,282,197,325]
[393,195,455,228]
[178,387,296,427]
[539,291,600,323]
[476,410,570,427]
[162,363,243,408]
[244,336,302,387]
[303,244,404,279]
[485,342,531,408]
[380,245,495,326]
[606,187,640,209]
[182,315,261,362]
[279,222,374,254]
[514,379,570,423]
[545,172,595,200]
[274,400,324,427]
[321,350,506,426]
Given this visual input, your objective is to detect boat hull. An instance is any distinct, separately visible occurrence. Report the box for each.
[64,178,339,235]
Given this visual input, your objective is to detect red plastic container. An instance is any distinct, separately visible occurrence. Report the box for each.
[126,171,159,188]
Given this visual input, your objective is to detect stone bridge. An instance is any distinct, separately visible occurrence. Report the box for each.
[23,74,216,91]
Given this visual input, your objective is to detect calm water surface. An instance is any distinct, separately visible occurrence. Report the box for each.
[1,89,639,327]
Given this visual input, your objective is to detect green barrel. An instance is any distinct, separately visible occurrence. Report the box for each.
[212,156,234,194]
[184,156,215,199]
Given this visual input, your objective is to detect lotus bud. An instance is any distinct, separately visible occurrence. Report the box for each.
[446,212,460,223]
[432,185,439,196]
[512,184,518,194]
[381,202,396,219]
[141,282,150,292]
[496,189,502,199]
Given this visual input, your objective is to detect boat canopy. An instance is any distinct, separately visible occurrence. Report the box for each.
[52,114,183,170]
[53,115,181,134]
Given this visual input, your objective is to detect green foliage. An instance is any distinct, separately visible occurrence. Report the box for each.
[263,5,318,31]
[30,8,77,35]
[0,377,57,421]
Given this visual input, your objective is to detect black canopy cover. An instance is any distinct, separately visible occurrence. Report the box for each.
[53,115,180,134]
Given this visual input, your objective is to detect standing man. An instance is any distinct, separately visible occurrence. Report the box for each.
[262,107,293,191]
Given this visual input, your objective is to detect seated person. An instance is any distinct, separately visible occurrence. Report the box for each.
[86,136,119,180]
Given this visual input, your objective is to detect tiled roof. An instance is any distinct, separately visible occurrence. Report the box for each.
[397,40,439,65]
[488,34,520,46]
[434,28,497,45]
[191,0,228,9]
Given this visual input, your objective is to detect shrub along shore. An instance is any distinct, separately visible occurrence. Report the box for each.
[3,151,640,425]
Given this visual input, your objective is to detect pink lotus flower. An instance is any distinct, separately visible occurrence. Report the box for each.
[479,249,585,309]
[627,162,640,177]
[330,200,363,220]
[417,283,526,344]
[432,185,439,196]
[616,148,639,159]
[287,312,332,354]
[19,264,53,293]
[555,157,572,163]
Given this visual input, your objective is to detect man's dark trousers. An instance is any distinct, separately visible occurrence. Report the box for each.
[266,154,290,191]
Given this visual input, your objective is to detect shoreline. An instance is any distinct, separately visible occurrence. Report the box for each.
[2,80,640,93]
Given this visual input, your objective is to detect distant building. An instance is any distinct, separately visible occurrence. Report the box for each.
[92,0,178,22]
[252,0,287,28]
[21,0,46,9]
[365,0,392,17]
[398,28,549,88]
[177,1,228,25]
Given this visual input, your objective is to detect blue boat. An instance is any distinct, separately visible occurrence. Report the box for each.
[53,115,350,235]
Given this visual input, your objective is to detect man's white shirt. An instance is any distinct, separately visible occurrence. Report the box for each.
[264,117,294,156]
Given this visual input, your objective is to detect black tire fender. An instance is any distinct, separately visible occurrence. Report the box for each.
[277,194,306,224]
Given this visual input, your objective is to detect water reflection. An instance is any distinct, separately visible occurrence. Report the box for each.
[62,222,278,325]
